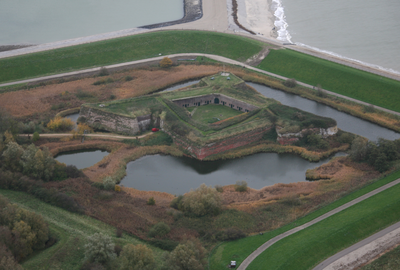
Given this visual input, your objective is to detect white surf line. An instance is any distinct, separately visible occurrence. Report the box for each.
[237,178,400,270]
[2,53,399,118]
[314,221,400,270]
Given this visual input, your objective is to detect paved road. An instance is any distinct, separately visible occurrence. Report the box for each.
[313,220,400,270]
[237,178,400,270]
[2,52,400,118]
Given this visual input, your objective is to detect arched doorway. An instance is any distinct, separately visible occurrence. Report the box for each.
[214,98,220,104]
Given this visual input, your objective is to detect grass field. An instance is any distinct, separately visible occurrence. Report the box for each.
[258,49,400,112]
[0,189,164,270]
[361,244,400,270]
[190,104,243,124]
[0,31,265,83]
[209,170,400,270]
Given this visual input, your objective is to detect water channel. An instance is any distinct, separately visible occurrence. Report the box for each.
[58,82,400,193]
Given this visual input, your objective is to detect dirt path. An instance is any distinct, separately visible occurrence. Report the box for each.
[237,178,400,270]
[19,132,152,140]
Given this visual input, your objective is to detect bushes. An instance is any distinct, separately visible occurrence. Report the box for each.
[98,67,109,76]
[167,239,207,270]
[0,195,50,262]
[102,176,115,190]
[119,244,155,270]
[215,228,246,241]
[93,77,114,85]
[235,180,248,192]
[0,170,84,214]
[283,78,297,88]
[142,132,173,146]
[180,184,222,217]
[84,233,116,264]
[159,57,173,68]
[147,197,156,205]
[46,116,74,132]
[148,222,170,238]
[149,239,179,251]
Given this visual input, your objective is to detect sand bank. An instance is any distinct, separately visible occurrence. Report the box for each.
[235,0,276,38]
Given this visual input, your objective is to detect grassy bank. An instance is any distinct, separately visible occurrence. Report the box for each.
[258,49,400,112]
[209,169,400,270]
[0,189,165,270]
[0,31,265,83]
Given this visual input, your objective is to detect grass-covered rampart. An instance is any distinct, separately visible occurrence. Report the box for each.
[258,49,400,112]
[0,31,265,83]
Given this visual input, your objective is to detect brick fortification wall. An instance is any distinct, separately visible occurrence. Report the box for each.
[172,127,271,160]
[172,94,258,112]
[79,105,154,135]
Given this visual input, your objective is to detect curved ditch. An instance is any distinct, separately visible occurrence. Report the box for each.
[54,149,109,169]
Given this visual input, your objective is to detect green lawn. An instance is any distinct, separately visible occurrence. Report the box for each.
[0,31,265,83]
[0,189,164,270]
[258,49,400,112]
[191,104,243,124]
[209,170,400,270]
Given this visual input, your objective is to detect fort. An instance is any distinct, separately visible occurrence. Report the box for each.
[79,73,337,159]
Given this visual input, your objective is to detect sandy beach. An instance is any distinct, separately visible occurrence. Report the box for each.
[236,0,276,38]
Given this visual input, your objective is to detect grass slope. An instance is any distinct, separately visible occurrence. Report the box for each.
[191,104,243,124]
[209,170,400,270]
[0,31,264,83]
[247,174,400,269]
[361,244,400,270]
[258,49,400,112]
[0,189,164,270]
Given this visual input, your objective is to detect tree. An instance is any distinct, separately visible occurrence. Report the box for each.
[2,142,24,172]
[148,222,170,238]
[349,137,368,161]
[159,57,173,68]
[103,176,115,190]
[234,180,248,192]
[181,184,222,216]
[167,239,207,270]
[119,244,155,270]
[32,132,40,142]
[84,233,116,264]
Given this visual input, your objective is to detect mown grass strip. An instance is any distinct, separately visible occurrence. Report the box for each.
[209,170,400,270]
[0,189,164,269]
[0,31,264,83]
[247,173,400,270]
[258,49,400,112]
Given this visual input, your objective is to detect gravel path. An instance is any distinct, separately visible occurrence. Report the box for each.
[237,178,400,270]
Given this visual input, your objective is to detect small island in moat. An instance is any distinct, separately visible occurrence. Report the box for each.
[79,73,338,160]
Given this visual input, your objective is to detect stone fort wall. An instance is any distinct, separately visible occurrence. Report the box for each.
[79,105,156,135]
[172,93,258,112]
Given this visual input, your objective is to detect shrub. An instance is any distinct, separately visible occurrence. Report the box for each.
[181,184,222,216]
[148,222,170,238]
[32,132,40,142]
[124,76,133,81]
[363,104,376,113]
[114,244,122,257]
[147,197,155,205]
[102,176,115,190]
[98,67,109,76]
[283,78,297,88]
[215,228,246,241]
[75,89,94,99]
[65,165,82,178]
[215,185,223,193]
[159,57,173,68]
[167,239,207,270]
[114,185,121,192]
[109,94,116,100]
[46,117,74,132]
[235,180,248,192]
[84,233,116,264]
[149,239,179,251]
[170,195,184,210]
[119,244,155,270]
[316,85,327,98]
[116,228,123,238]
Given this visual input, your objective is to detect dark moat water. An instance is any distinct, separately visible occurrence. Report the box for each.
[55,149,109,169]
[120,153,346,194]
[248,82,400,141]
[65,113,80,123]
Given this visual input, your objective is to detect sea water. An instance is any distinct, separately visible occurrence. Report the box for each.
[0,0,183,45]
[271,0,400,74]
